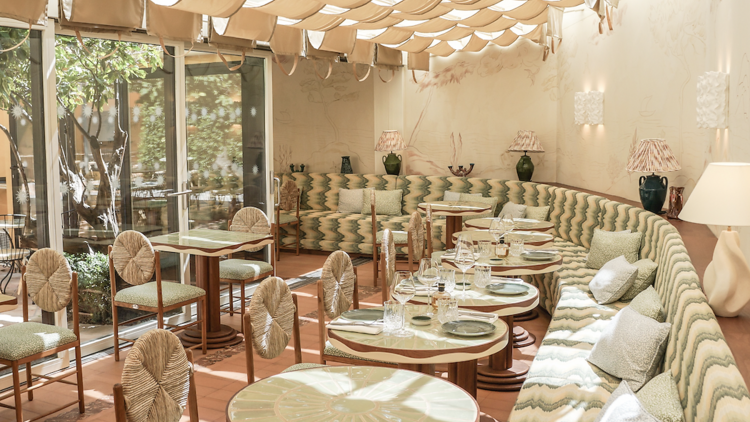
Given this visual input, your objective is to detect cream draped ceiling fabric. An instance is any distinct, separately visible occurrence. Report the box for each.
[0,0,621,77]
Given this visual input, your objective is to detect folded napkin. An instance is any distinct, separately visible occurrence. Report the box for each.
[328,320,384,335]
[457,310,498,323]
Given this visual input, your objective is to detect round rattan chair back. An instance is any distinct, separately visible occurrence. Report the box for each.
[121,329,191,422]
[320,251,355,319]
[279,180,300,212]
[249,276,295,359]
[409,212,425,262]
[24,248,73,313]
[231,207,271,252]
[381,229,396,288]
[111,231,156,286]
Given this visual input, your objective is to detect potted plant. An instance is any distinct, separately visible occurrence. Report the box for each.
[65,252,111,325]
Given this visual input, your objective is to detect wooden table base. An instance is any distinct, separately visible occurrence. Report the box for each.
[514,308,539,322]
[179,325,242,349]
[513,325,536,348]
[445,215,462,250]
[398,363,436,376]
[448,359,478,399]
[477,316,528,392]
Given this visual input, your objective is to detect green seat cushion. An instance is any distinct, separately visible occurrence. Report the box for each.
[278,213,298,225]
[525,205,550,221]
[362,189,403,216]
[586,229,643,269]
[220,259,273,281]
[376,230,408,245]
[114,282,205,308]
[324,340,392,364]
[282,363,327,373]
[0,322,78,360]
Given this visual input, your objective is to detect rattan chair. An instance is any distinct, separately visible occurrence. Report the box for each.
[243,276,323,384]
[371,195,425,285]
[380,229,398,304]
[274,180,301,260]
[0,249,84,422]
[317,251,396,368]
[109,231,207,361]
[220,207,275,331]
[113,329,198,422]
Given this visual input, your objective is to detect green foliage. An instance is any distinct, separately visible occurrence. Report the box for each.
[64,251,111,324]
[55,35,162,113]
[0,28,32,115]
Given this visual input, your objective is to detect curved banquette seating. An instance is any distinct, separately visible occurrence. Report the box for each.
[275,172,750,422]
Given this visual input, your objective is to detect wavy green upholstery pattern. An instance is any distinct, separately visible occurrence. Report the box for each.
[275,172,750,422]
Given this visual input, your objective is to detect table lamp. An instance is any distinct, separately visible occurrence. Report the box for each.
[626,139,681,214]
[375,130,407,175]
[507,130,544,181]
[679,162,750,317]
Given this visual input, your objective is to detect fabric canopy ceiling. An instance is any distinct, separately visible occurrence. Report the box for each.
[0,0,620,76]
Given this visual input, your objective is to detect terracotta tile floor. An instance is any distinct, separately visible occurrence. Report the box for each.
[0,253,550,422]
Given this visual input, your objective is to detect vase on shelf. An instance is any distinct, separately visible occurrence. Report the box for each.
[341,156,353,174]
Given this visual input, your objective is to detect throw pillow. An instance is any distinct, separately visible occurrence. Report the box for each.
[443,191,479,201]
[629,286,666,323]
[589,256,638,305]
[620,259,659,301]
[586,229,643,269]
[588,307,671,391]
[362,189,403,216]
[636,372,684,422]
[337,188,364,213]
[594,381,660,422]
[459,193,498,221]
[525,205,550,221]
[498,201,527,219]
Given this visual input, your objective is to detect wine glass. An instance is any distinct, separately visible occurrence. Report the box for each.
[489,218,506,245]
[502,216,515,234]
[390,271,416,337]
[453,233,476,297]
[418,258,439,316]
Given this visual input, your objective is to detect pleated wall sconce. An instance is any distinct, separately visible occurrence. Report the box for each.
[697,71,729,129]
[574,91,604,125]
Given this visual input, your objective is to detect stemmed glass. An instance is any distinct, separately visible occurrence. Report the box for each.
[453,233,476,297]
[390,271,416,337]
[417,258,440,316]
[502,216,515,234]
[489,218,506,245]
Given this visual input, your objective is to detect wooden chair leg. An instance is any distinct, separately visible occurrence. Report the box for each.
[113,305,120,362]
[158,310,164,329]
[276,225,281,262]
[186,350,199,422]
[295,223,300,256]
[372,246,379,287]
[12,362,22,422]
[229,284,234,316]
[75,345,85,413]
[240,281,246,333]
[25,362,32,401]
[113,384,126,422]
[201,298,208,355]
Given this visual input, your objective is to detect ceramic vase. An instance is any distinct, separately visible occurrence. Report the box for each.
[667,186,684,219]
[341,156,353,174]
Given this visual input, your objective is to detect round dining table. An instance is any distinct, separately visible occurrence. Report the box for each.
[327,304,508,398]
[441,253,563,276]
[225,366,481,422]
[464,217,554,233]
[451,229,554,250]
[418,201,491,249]
[412,277,540,392]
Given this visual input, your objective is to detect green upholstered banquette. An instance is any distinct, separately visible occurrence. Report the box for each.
[276,172,750,422]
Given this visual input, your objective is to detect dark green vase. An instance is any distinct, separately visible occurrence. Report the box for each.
[639,173,668,214]
[341,156,353,174]
[516,153,534,182]
[382,152,402,175]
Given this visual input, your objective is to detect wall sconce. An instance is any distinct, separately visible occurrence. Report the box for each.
[575,91,604,125]
[697,71,729,129]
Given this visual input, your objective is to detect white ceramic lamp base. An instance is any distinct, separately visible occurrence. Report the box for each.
[703,230,750,317]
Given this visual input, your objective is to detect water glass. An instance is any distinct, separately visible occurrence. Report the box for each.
[437,298,459,324]
[383,300,402,334]
[478,240,493,258]
[390,271,416,337]
[474,263,492,288]
[510,237,524,257]
[418,258,440,315]
[440,268,456,293]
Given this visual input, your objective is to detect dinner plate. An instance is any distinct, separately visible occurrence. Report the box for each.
[486,282,530,296]
[341,309,384,321]
[442,320,497,337]
[521,250,558,261]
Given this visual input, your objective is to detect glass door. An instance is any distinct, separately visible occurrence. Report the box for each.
[56,35,180,351]
[184,52,268,265]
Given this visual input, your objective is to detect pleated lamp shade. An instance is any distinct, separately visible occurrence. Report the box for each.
[508,130,544,153]
[626,139,681,173]
[375,130,407,152]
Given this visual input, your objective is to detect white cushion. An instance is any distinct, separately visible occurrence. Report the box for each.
[589,256,638,304]
[498,201,527,219]
[443,191,479,201]
[338,188,364,213]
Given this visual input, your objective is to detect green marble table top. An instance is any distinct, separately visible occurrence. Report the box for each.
[411,276,539,315]
[226,366,480,422]
[464,217,554,231]
[418,201,491,215]
[149,229,273,257]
